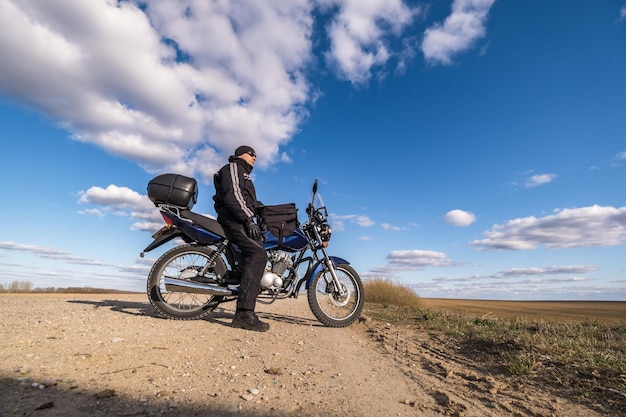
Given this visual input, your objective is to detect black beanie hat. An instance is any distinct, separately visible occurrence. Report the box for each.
[234,145,256,157]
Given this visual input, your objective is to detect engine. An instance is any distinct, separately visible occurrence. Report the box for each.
[260,251,293,290]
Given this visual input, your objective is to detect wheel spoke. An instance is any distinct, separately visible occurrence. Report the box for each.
[147,245,226,319]
[313,267,360,321]
[160,254,213,309]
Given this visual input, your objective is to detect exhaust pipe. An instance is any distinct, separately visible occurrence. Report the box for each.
[164,277,235,295]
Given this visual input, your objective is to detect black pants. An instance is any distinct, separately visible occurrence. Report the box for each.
[219,218,267,312]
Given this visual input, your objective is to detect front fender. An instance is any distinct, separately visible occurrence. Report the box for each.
[304,256,350,289]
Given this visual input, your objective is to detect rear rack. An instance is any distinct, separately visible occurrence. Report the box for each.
[157,204,192,223]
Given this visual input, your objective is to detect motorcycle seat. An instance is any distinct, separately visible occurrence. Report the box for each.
[180,209,226,238]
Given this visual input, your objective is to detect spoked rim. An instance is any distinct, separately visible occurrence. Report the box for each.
[156,251,217,313]
[313,268,361,321]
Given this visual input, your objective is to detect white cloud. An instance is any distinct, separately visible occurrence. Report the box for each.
[0,241,151,291]
[616,150,626,160]
[367,249,454,277]
[381,223,402,231]
[444,209,476,226]
[279,152,293,163]
[0,0,420,183]
[356,215,375,227]
[388,249,453,268]
[78,208,105,218]
[0,0,207,170]
[524,173,556,188]
[411,278,626,301]
[78,184,150,209]
[437,265,599,282]
[322,0,418,83]
[331,213,375,230]
[78,184,161,230]
[620,6,626,21]
[421,0,496,65]
[471,205,626,250]
[0,240,106,266]
[491,265,598,278]
[130,221,165,233]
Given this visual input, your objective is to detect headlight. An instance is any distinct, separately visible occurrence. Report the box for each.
[319,224,332,242]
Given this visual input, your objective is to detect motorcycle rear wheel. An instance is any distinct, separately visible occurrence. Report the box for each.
[147,244,227,320]
[307,263,364,327]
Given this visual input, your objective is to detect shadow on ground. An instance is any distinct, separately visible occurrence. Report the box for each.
[67,298,156,317]
[0,376,330,417]
[66,298,323,328]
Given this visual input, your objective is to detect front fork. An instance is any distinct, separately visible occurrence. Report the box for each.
[317,248,348,295]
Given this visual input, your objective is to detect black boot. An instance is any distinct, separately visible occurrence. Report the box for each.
[231,310,270,332]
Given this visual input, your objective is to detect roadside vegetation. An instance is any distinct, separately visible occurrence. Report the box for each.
[363,278,626,414]
[0,280,138,294]
[362,277,422,308]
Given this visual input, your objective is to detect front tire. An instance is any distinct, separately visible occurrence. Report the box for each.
[147,244,227,320]
[307,263,364,327]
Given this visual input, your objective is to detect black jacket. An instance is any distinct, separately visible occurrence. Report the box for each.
[213,156,260,223]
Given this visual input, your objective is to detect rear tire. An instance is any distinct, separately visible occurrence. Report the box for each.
[307,263,364,327]
[147,244,227,320]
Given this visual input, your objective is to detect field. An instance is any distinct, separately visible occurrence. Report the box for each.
[419,298,626,324]
[362,289,626,416]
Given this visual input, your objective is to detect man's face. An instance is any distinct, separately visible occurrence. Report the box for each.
[239,151,256,166]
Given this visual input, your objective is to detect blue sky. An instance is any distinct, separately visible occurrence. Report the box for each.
[1,0,625,300]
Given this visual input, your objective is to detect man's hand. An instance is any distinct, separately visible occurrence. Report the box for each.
[245,220,262,242]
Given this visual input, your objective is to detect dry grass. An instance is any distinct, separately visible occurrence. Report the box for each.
[363,279,626,414]
[363,278,421,308]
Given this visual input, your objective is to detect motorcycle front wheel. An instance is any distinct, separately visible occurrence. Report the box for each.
[147,244,227,320]
[307,263,365,327]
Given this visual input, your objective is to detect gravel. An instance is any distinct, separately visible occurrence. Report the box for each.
[0,293,607,417]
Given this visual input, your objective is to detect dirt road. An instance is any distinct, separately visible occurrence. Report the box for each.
[0,294,611,416]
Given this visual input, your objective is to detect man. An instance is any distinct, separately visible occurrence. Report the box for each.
[213,145,269,332]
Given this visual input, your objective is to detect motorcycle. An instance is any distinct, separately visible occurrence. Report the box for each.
[141,175,364,327]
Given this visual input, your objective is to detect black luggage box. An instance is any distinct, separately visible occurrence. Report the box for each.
[147,174,198,209]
